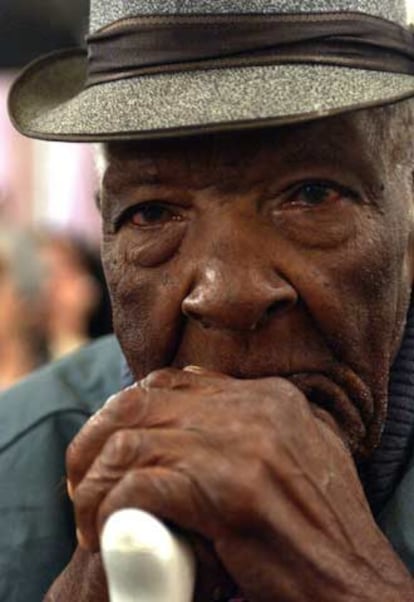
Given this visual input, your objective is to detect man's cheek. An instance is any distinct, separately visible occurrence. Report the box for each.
[102,242,186,379]
[111,287,159,380]
[102,236,123,290]
[103,237,149,311]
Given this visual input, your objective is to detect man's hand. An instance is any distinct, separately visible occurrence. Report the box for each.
[57,369,413,601]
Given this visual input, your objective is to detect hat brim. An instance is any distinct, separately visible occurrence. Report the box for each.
[8,48,414,142]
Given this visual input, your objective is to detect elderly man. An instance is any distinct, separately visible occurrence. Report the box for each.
[4,0,414,600]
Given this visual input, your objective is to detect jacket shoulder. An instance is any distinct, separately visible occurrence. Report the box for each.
[0,334,122,452]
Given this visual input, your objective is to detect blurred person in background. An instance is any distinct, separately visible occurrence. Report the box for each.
[0,227,47,388]
[37,229,112,359]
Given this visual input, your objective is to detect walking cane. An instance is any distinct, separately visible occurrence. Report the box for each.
[101,509,196,602]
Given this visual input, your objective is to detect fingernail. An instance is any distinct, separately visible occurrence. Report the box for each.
[67,480,74,501]
[184,365,206,373]
[76,528,88,549]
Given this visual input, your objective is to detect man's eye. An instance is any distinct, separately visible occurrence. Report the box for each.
[286,183,344,208]
[129,203,181,227]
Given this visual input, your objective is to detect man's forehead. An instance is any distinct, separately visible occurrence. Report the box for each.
[102,110,381,191]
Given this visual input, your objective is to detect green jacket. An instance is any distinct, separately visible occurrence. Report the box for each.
[0,335,122,601]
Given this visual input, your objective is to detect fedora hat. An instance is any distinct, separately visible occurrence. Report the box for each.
[8,0,414,142]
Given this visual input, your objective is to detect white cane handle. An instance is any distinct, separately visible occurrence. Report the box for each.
[101,509,196,602]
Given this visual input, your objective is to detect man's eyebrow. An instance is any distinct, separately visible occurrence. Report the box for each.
[281,138,347,164]
[125,172,162,186]
[103,168,164,194]
[279,134,378,182]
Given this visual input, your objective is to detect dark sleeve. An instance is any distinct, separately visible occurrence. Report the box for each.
[378,451,414,574]
[0,335,122,602]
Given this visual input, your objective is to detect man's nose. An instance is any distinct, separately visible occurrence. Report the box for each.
[182,255,298,332]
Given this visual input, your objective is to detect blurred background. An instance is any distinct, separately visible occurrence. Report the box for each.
[0,0,93,235]
[0,0,112,388]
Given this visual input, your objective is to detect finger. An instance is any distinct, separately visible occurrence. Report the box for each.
[97,464,238,602]
[74,427,153,549]
[67,386,150,487]
[68,370,232,488]
[67,383,196,487]
[74,427,213,550]
[96,466,201,549]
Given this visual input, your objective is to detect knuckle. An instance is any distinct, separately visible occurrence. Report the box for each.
[122,467,144,492]
[257,377,309,421]
[223,460,268,528]
[106,387,147,425]
[141,367,180,389]
[102,429,141,468]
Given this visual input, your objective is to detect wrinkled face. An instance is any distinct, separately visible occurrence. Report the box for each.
[100,110,414,457]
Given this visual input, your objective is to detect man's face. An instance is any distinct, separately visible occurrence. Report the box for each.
[100,109,414,457]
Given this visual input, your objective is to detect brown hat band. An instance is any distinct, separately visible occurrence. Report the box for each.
[86,12,414,88]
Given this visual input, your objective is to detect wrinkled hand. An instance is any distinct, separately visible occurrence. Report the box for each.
[63,368,413,602]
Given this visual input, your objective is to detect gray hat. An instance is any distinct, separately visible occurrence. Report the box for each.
[8,0,414,142]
